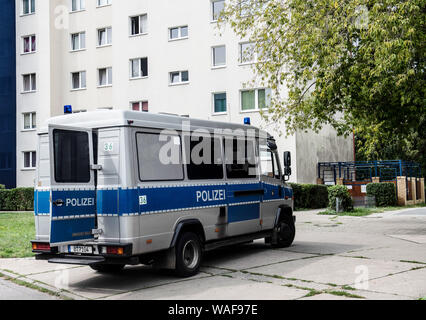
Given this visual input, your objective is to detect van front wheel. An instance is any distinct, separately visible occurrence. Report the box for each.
[175,232,202,278]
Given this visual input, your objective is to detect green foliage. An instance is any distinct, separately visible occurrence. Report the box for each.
[0,188,34,211]
[220,0,425,156]
[366,183,397,207]
[0,184,5,190]
[328,185,354,212]
[290,183,329,210]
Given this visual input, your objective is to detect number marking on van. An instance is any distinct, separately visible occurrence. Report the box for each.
[139,196,148,205]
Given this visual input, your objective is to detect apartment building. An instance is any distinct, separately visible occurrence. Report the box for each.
[15,0,354,187]
[0,0,17,188]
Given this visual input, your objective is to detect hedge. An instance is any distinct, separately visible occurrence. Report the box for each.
[366,183,397,207]
[328,185,354,212]
[0,188,34,211]
[290,183,329,210]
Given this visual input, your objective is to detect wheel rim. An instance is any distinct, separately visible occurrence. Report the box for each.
[182,240,199,269]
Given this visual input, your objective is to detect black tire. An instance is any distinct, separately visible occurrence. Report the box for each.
[272,215,296,248]
[175,232,203,278]
[90,264,125,273]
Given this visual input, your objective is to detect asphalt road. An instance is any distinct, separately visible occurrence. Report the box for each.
[0,206,425,300]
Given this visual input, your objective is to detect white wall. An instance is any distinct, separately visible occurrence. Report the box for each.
[15,0,353,187]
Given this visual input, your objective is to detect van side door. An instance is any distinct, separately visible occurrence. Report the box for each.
[48,125,96,246]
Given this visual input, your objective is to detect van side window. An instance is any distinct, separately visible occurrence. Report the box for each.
[260,148,280,179]
[224,138,257,179]
[136,132,184,181]
[53,129,91,183]
[186,136,224,180]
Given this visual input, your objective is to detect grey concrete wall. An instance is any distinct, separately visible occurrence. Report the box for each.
[295,126,354,184]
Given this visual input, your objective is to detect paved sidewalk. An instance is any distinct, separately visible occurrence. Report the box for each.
[0,207,425,300]
[0,278,57,300]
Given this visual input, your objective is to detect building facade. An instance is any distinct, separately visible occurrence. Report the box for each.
[0,0,17,188]
[15,0,354,187]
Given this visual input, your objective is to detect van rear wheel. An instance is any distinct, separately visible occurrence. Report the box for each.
[90,264,125,273]
[175,232,202,278]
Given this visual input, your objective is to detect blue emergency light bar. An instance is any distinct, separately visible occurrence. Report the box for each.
[244,117,251,125]
[64,105,72,114]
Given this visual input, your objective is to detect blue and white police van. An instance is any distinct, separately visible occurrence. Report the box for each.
[32,110,295,277]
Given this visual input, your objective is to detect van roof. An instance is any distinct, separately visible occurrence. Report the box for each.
[39,110,270,138]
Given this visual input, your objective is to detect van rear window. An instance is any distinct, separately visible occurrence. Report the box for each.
[53,129,91,183]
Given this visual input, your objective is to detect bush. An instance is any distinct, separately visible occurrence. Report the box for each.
[366,183,397,207]
[328,185,354,212]
[0,188,34,211]
[290,183,329,210]
[0,184,5,190]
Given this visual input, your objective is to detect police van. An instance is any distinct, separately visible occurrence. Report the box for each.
[32,110,295,277]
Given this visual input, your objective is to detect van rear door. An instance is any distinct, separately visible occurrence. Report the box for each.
[48,125,96,246]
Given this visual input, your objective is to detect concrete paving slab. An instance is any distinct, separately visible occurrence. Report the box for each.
[202,242,316,270]
[387,234,426,244]
[246,255,415,286]
[366,267,426,299]
[27,264,210,300]
[0,258,81,276]
[299,293,354,300]
[106,275,308,300]
[0,278,58,300]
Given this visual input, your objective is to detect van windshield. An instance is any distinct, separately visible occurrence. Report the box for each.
[53,129,90,183]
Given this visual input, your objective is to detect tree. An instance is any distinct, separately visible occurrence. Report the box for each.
[220,0,425,162]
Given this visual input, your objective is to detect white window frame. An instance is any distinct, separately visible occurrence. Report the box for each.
[98,67,112,87]
[240,88,272,113]
[22,112,36,131]
[70,0,85,12]
[212,92,227,115]
[22,35,36,54]
[21,0,35,15]
[212,45,227,68]
[97,0,111,7]
[97,27,112,47]
[23,151,36,170]
[22,73,36,93]
[70,32,86,51]
[71,71,86,90]
[239,42,258,65]
[169,71,189,86]
[211,0,225,22]
[130,58,148,79]
[130,14,148,36]
[168,25,189,41]
[131,101,149,112]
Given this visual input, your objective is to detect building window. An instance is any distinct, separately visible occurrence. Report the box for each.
[212,0,225,21]
[170,71,189,85]
[71,0,85,12]
[132,101,149,112]
[23,112,36,130]
[22,0,35,15]
[97,27,112,46]
[71,71,86,90]
[213,93,227,113]
[23,74,36,92]
[23,35,36,54]
[97,0,111,7]
[169,26,188,40]
[130,14,148,36]
[241,88,271,111]
[98,67,112,86]
[212,45,226,67]
[130,58,148,79]
[71,32,86,51]
[239,42,257,64]
[23,151,36,169]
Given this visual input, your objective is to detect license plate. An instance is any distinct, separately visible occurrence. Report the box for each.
[70,245,93,254]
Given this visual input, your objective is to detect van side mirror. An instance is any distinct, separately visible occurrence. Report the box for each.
[283,151,292,181]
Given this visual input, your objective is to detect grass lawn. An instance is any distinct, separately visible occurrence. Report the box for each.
[319,203,426,217]
[0,212,35,258]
